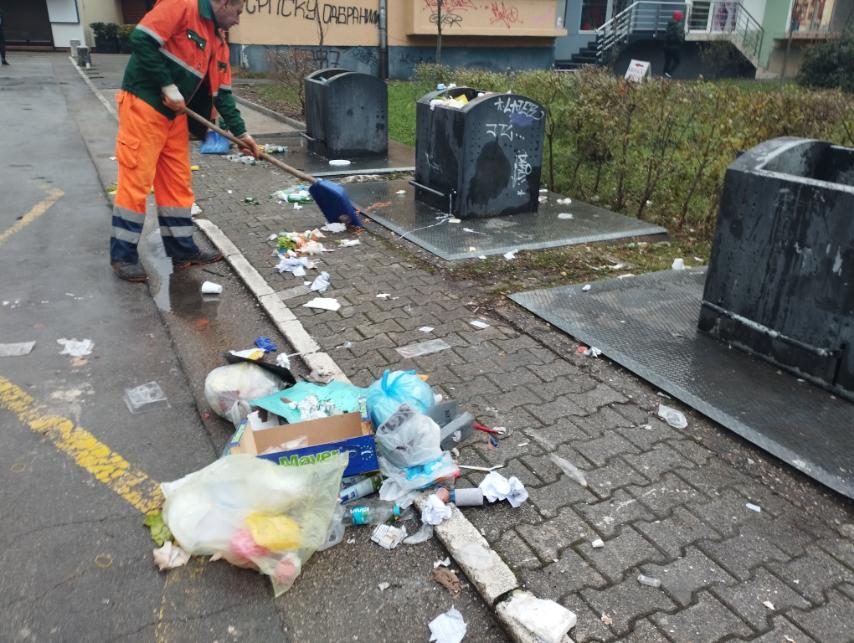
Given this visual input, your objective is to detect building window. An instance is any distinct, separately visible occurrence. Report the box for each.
[580,0,608,31]
[791,0,833,31]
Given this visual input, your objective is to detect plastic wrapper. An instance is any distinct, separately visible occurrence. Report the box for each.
[375,404,442,469]
[366,370,435,427]
[379,452,459,503]
[204,363,285,426]
[161,453,348,596]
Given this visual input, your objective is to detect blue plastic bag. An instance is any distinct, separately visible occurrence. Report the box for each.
[200,130,231,154]
[366,370,434,428]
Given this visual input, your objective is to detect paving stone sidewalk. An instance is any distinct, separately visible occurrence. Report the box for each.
[191,148,854,642]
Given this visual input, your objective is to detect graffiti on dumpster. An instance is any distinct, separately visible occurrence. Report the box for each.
[512,151,532,192]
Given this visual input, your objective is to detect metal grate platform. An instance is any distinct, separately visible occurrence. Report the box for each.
[254,133,414,177]
[344,179,667,261]
[510,268,854,499]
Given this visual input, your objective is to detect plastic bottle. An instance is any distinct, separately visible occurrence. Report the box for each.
[342,500,403,526]
[339,475,381,503]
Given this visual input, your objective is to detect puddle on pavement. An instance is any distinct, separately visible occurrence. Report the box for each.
[142,229,221,322]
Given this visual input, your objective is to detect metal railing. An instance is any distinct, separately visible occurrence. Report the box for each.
[687,1,764,64]
[595,0,764,67]
[596,1,688,59]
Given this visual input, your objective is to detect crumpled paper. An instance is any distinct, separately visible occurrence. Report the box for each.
[276,256,314,276]
[479,471,528,507]
[311,271,331,293]
[321,222,347,233]
[429,607,467,643]
[421,493,452,526]
[303,297,341,312]
[57,338,94,357]
[152,541,190,571]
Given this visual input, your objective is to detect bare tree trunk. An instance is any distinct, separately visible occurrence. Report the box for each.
[436,0,443,65]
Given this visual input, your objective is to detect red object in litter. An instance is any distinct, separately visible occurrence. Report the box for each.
[473,422,500,435]
[576,344,589,354]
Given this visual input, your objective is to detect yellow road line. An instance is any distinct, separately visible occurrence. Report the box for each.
[0,186,64,248]
[0,376,163,514]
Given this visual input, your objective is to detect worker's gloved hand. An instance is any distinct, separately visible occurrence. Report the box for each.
[161,84,186,113]
[238,133,261,159]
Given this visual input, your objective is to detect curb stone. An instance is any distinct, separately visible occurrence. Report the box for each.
[71,56,578,642]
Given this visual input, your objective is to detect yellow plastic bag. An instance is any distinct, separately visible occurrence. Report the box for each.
[246,512,302,551]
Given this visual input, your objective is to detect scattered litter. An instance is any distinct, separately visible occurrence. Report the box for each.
[339,239,361,248]
[320,222,347,233]
[396,189,407,195]
[243,196,259,205]
[449,218,462,224]
[762,600,775,610]
[190,164,200,171]
[272,188,312,204]
[200,281,222,295]
[303,297,342,312]
[462,227,486,235]
[57,338,94,357]
[328,159,351,166]
[255,336,278,352]
[592,538,604,549]
[657,403,688,429]
[600,613,613,626]
[336,341,353,350]
[501,592,577,643]
[479,471,528,507]
[191,203,202,215]
[556,197,572,205]
[745,503,762,513]
[422,493,452,525]
[396,338,451,359]
[582,284,592,292]
[262,144,287,154]
[431,567,461,597]
[310,272,331,293]
[378,581,390,592]
[276,256,313,277]
[538,195,548,203]
[557,212,574,220]
[418,326,434,333]
[503,250,517,260]
[637,574,662,588]
[371,523,407,550]
[434,557,451,568]
[428,607,467,643]
[469,320,490,329]
[539,188,548,193]
[124,381,170,414]
[226,154,256,165]
[276,353,291,369]
[229,348,265,360]
[549,453,588,488]
[672,258,686,270]
[143,511,173,546]
[578,345,602,358]
[404,523,434,544]
[153,541,190,571]
[0,341,36,357]
[376,293,391,299]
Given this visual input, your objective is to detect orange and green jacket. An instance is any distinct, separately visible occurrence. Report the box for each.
[121,0,246,135]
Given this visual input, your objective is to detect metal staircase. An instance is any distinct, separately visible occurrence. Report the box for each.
[557,1,764,70]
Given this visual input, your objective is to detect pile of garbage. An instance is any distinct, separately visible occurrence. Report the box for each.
[152,360,529,599]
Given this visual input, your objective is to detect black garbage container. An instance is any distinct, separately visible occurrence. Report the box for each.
[303,68,388,159]
[414,87,546,219]
[699,137,854,400]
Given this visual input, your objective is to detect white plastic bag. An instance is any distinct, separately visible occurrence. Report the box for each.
[375,404,442,469]
[204,363,285,426]
[162,453,348,596]
[379,452,459,503]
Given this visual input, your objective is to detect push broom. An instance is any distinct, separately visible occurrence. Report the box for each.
[184,107,362,228]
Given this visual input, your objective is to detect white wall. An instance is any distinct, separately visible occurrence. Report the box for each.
[51,22,86,48]
[740,0,767,22]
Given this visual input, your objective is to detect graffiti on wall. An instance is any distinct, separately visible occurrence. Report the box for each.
[421,0,524,30]
[244,0,380,25]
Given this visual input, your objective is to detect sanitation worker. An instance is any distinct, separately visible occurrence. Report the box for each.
[110,0,259,282]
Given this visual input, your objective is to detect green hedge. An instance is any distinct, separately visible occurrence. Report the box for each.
[406,65,854,237]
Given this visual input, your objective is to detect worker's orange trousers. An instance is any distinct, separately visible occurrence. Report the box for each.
[110,90,199,264]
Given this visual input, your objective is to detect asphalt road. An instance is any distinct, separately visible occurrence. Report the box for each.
[0,53,504,642]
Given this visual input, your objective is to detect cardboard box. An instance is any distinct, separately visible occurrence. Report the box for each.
[231,411,379,478]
